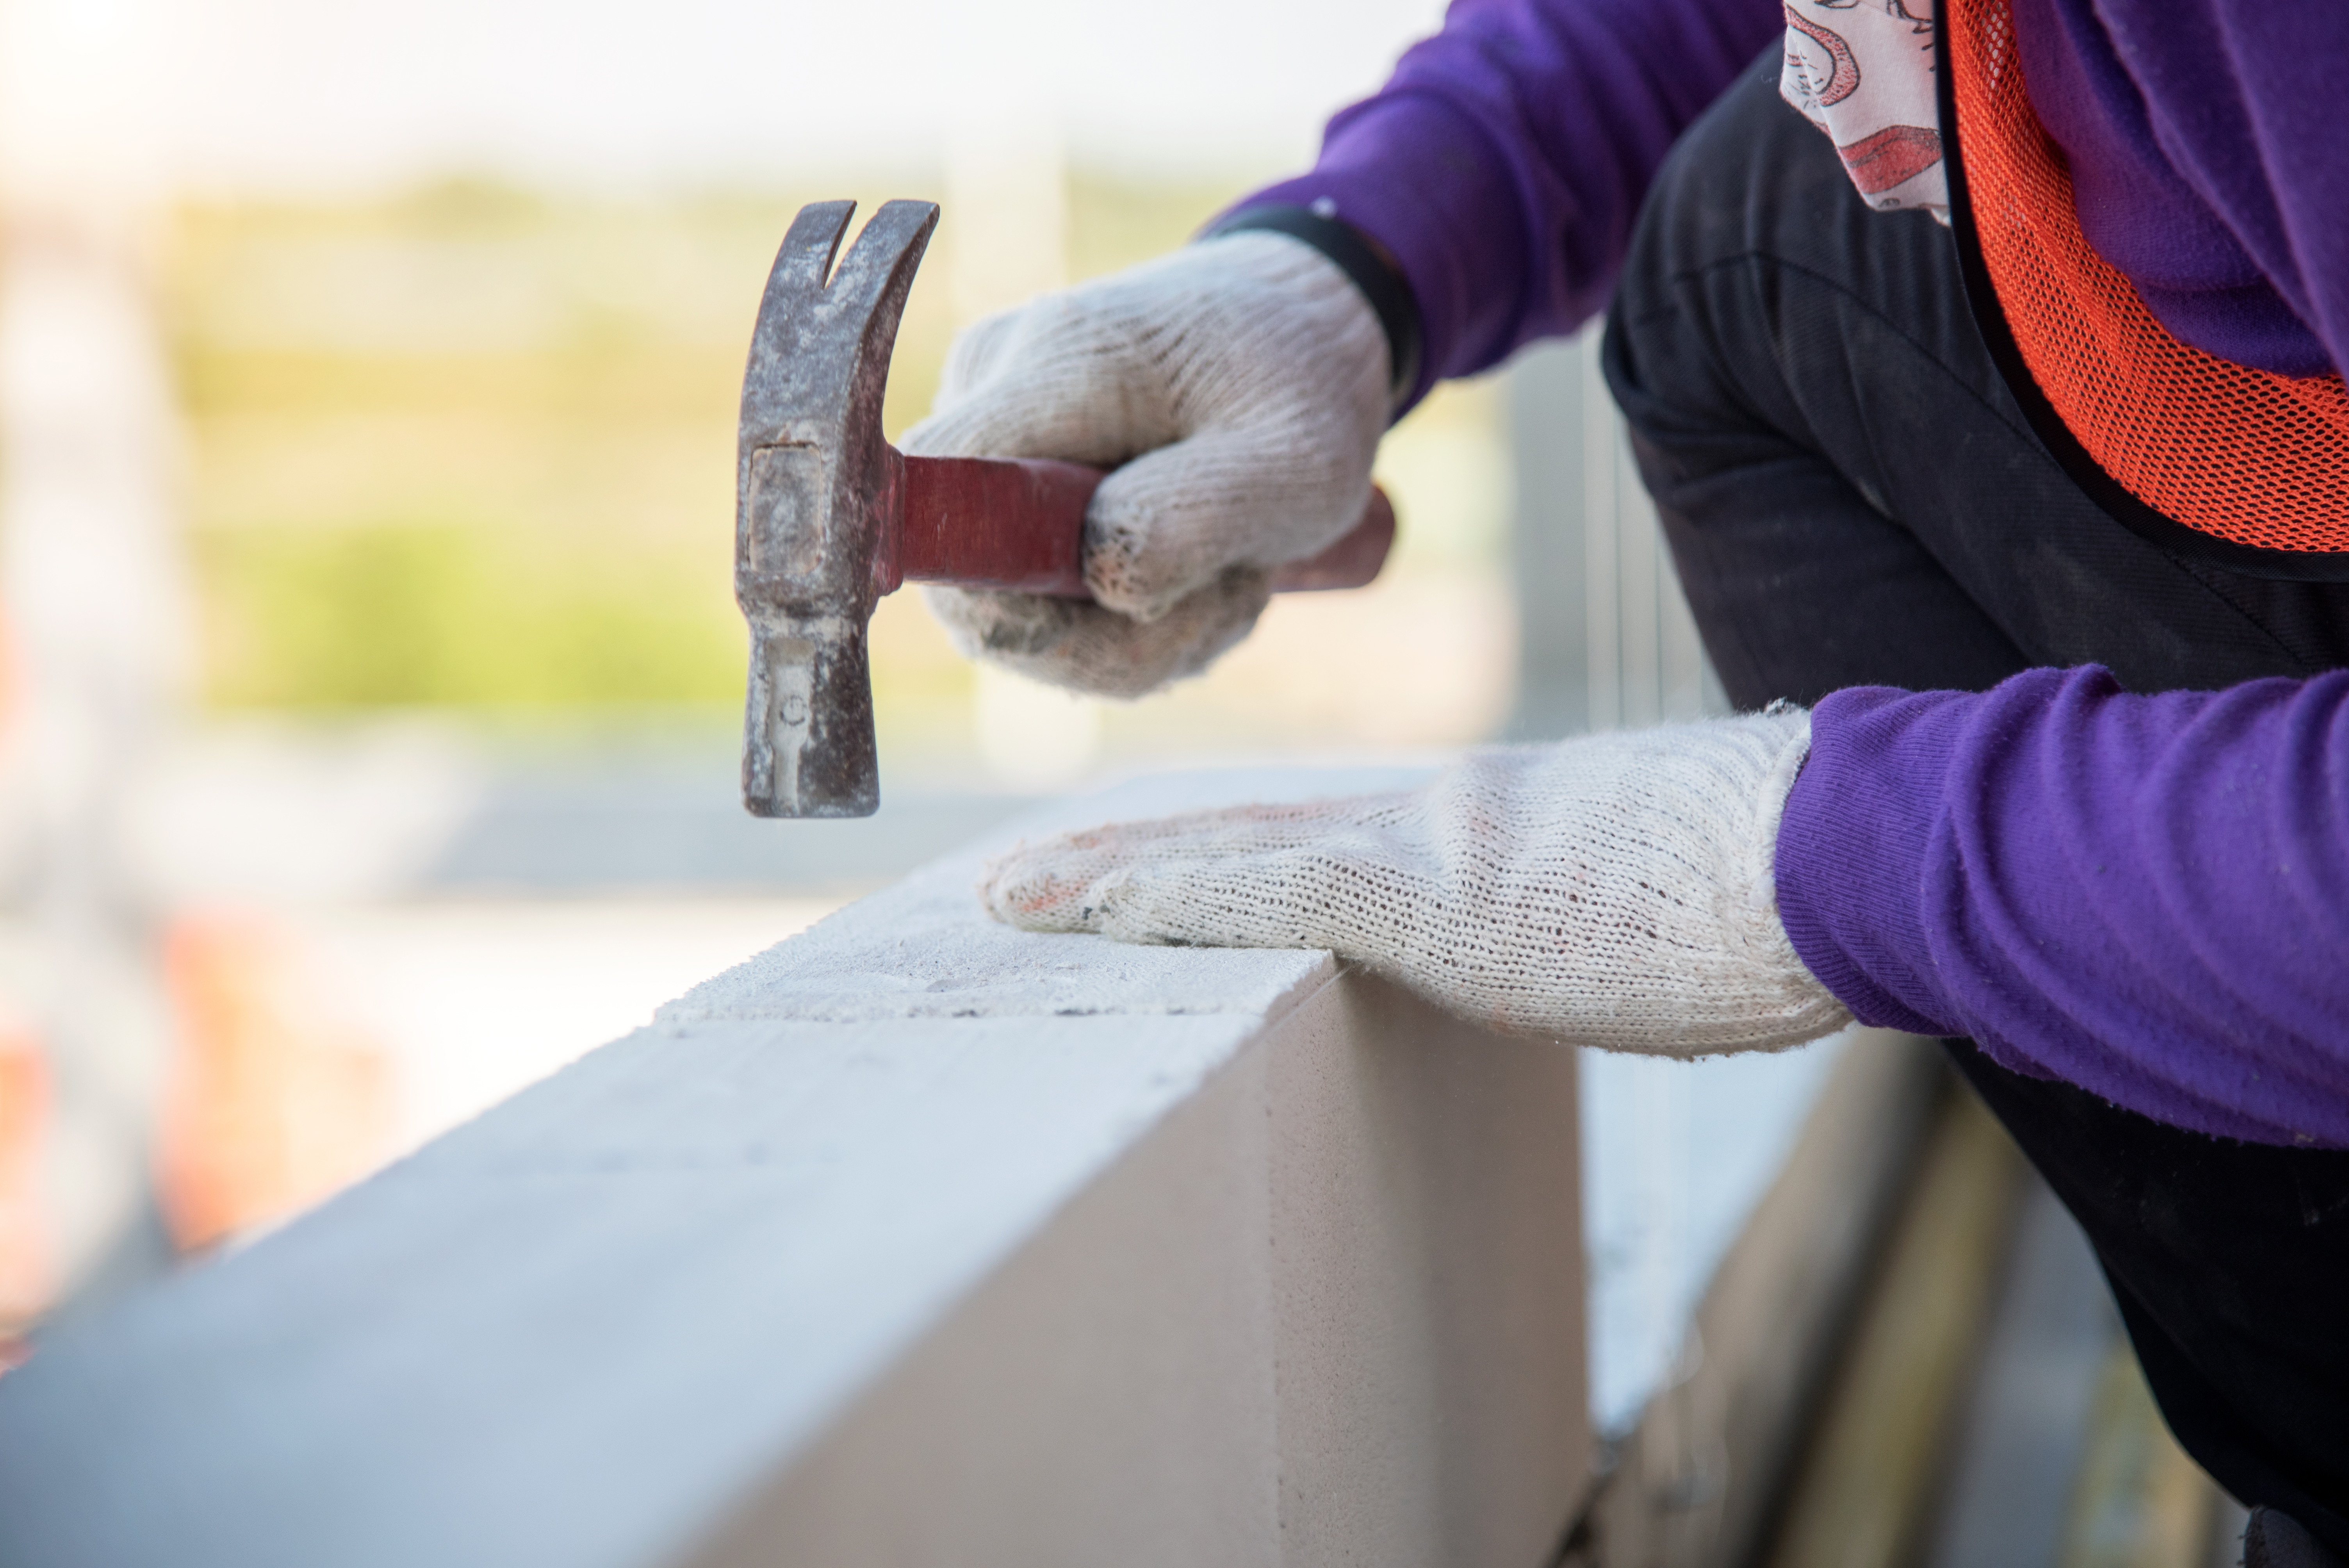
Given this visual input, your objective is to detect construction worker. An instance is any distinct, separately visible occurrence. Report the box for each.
[907,0,2349,1556]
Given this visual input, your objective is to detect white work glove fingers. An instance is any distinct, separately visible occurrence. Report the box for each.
[920,565,1271,702]
[980,793,1425,943]
[1083,423,1375,621]
[978,709,1854,1056]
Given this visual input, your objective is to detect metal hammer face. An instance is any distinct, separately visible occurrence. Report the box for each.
[735,199,936,819]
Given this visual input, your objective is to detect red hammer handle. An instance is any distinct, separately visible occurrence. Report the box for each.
[895,455,1395,599]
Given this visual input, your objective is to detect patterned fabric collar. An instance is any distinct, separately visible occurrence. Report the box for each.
[1780,0,1949,221]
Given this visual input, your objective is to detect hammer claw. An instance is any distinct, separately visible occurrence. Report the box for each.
[819,201,940,325]
[739,200,939,444]
[772,199,856,295]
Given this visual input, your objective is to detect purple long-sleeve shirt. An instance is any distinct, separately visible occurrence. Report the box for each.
[1245,0,2349,392]
[1779,670,2349,1148]
[1236,0,2349,1144]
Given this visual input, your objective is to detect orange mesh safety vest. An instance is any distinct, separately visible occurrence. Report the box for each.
[1942,0,2349,576]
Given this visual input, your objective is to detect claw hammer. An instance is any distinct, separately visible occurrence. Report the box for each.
[734,200,1395,819]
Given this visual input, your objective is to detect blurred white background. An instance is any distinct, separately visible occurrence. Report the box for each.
[89,0,1451,192]
[0,0,1508,1316]
[0,0,1811,1452]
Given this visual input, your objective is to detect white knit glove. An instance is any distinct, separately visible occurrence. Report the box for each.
[902,231,1390,700]
[980,709,1854,1056]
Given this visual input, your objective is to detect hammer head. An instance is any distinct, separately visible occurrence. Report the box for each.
[735,199,937,818]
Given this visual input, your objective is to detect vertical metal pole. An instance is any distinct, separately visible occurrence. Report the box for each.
[1615,406,1665,729]
[1579,333,1626,734]
[1506,324,1728,739]
[1502,337,1588,740]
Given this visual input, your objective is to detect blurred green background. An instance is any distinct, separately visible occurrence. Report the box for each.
[169,173,1513,767]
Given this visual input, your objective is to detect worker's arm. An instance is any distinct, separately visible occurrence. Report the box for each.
[980,665,2349,1149]
[1232,0,1782,407]
[1778,665,2349,1149]
[908,0,1780,697]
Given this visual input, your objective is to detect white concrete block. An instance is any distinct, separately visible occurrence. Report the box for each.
[0,766,1586,1568]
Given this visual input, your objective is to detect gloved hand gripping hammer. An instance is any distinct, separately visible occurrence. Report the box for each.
[735,200,1395,818]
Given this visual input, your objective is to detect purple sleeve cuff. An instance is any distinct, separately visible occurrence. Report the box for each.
[1775,694,1973,1044]
[1239,95,1530,412]
[1777,667,2349,1149]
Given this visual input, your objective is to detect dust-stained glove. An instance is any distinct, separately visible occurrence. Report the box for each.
[901,230,1390,699]
[980,708,1853,1056]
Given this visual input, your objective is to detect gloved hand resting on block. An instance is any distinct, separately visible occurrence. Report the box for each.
[900,232,1390,700]
[980,706,1853,1056]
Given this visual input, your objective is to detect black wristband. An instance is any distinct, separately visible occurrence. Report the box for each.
[1203,202,1424,410]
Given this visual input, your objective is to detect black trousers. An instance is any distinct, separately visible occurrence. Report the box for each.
[1603,55,2349,1547]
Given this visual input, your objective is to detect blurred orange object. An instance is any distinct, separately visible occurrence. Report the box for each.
[0,1021,53,1341]
[157,915,395,1252]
